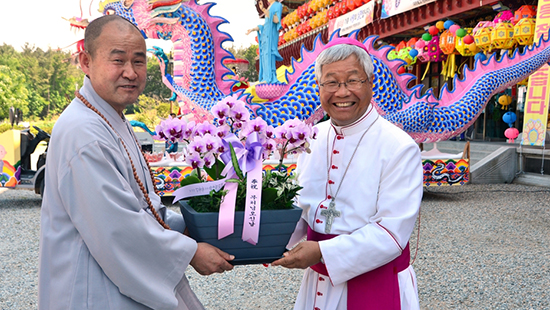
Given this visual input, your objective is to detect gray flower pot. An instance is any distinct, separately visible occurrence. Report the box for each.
[179,201,302,265]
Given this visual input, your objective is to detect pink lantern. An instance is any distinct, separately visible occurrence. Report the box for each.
[493,10,514,24]
[427,35,447,62]
[504,127,519,143]
[449,24,461,34]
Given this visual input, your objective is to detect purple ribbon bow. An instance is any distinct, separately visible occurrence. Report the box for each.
[220,132,263,176]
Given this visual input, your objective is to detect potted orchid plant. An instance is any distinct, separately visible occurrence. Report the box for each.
[154,95,317,264]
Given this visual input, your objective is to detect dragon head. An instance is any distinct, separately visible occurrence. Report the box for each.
[98,0,139,29]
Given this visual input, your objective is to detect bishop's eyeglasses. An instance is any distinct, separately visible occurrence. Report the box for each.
[319,79,368,93]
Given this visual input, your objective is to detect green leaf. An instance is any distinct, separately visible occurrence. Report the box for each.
[262,187,278,203]
[204,158,226,180]
[180,175,201,187]
[229,143,244,180]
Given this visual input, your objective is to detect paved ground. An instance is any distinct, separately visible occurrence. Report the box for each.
[1,184,549,309]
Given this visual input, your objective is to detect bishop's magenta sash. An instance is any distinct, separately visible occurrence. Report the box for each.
[308,227,410,310]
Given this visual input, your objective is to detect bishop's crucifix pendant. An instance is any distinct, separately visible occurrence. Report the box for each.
[321,198,341,233]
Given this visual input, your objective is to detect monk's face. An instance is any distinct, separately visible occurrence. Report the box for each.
[79,21,146,115]
[319,54,373,126]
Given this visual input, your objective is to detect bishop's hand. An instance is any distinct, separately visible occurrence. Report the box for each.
[190,243,234,275]
[271,241,321,269]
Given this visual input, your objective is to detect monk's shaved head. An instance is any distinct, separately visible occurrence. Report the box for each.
[84,15,142,57]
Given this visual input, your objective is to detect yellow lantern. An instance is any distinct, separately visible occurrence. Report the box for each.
[491,22,515,50]
[498,94,512,109]
[514,18,536,46]
[474,27,493,52]
[456,28,479,56]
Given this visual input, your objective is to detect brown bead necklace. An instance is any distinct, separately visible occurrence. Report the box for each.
[75,91,170,229]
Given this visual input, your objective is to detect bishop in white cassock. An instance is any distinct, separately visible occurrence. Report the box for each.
[39,15,233,310]
[273,38,422,310]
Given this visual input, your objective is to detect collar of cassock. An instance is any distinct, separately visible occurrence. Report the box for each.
[80,76,128,126]
[330,104,378,136]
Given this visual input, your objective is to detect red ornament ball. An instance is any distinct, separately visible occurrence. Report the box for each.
[463,35,474,45]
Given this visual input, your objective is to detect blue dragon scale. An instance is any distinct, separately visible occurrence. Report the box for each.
[100,0,550,143]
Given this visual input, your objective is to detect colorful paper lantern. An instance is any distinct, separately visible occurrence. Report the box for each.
[491,22,515,50]
[397,47,416,66]
[456,28,467,38]
[427,35,447,62]
[474,52,487,62]
[463,35,474,45]
[416,45,430,63]
[387,50,399,61]
[439,30,457,55]
[429,26,439,36]
[474,26,494,52]
[498,94,512,109]
[514,18,536,46]
[407,37,419,48]
[436,21,445,31]
[345,0,357,11]
[396,41,407,51]
[422,33,433,41]
[449,24,460,34]
[515,5,537,21]
[503,111,517,124]
[456,28,479,57]
[493,10,514,24]
[504,127,519,143]
[444,20,455,30]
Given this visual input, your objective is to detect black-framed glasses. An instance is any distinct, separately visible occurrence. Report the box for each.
[319,79,368,92]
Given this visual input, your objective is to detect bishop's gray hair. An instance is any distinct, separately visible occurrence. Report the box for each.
[315,44,374,82]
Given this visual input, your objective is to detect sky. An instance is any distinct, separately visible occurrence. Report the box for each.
[0,0,263,53]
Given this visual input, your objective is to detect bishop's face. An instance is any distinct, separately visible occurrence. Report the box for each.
[318,54,373,126]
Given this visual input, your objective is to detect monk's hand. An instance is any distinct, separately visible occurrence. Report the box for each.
[271,241,321,269]
[190,243,234,275]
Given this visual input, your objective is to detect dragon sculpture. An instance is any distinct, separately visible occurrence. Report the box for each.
[100,0,550,143]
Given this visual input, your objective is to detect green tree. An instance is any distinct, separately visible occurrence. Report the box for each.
[226,44,259,82]
[3,43,84,120]
[129,95,171,129]
[0,65,29,119]
[143,55,173,99]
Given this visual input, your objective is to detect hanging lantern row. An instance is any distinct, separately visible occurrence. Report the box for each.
[404,5,538,65]
[280,0,373,46]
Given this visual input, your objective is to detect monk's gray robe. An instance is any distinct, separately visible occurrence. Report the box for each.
[39,77,202,310]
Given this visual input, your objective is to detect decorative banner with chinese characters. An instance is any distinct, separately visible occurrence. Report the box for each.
[242,160,263,245]
[522,0,550,146]
[328,1,375,36]
[381,0,437,19]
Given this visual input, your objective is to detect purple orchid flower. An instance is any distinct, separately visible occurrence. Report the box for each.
[154,116,186,142]
[188,136,206,154]
[229,102,250,121]
[203,153,216,168]
[202,133,222,155]
[215,124,231,139]
[195,122,217,136]
[211,102,230,119]
[186,152,205,169]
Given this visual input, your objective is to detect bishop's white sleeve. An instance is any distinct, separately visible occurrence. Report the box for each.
[319,141,422,286]
[58,140,197,310]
